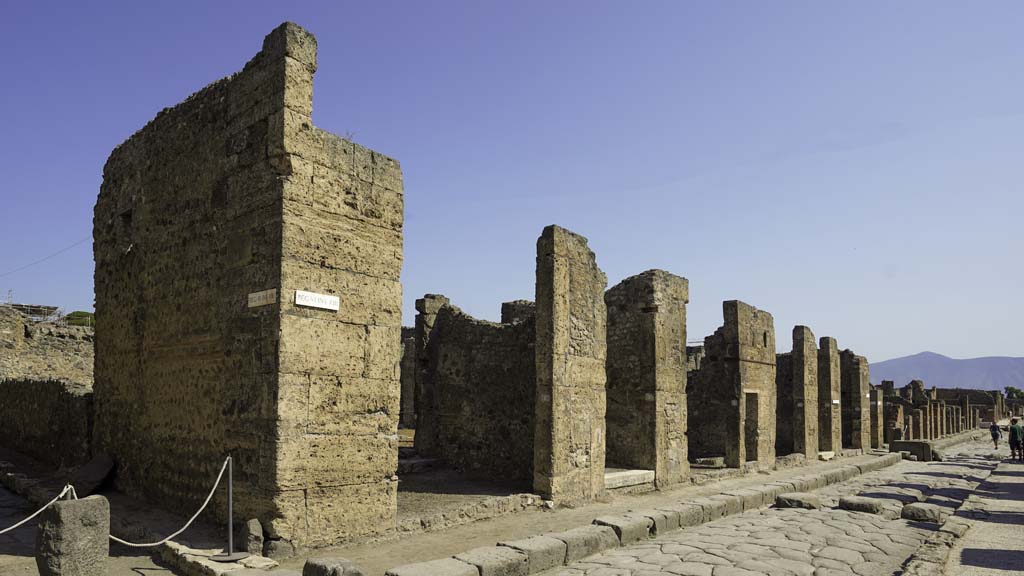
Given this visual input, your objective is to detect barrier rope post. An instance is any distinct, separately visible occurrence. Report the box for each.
[210,455,249,563]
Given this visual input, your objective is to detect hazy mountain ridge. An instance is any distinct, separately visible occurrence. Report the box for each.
[871,351,1024,390]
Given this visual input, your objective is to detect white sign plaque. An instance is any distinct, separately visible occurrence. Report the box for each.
[295,290,340,311]
[832,399,841,405]
[247,288,278,308]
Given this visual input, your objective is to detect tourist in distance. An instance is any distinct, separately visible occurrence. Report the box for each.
[990,421,1002,450]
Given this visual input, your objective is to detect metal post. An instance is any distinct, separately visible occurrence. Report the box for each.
[211,456,249,562]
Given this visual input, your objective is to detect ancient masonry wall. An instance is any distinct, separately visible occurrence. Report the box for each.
[0,306,94,386]
[817,337,842,452]
[399,327,416,427]
[533,225,608,502]
[605,270,688,487]
[93,23,403,548]
[775,326,818,459]
[412,294,449,451]
[869,386,884,448]
[688,301,776,468]
[839,350,871,449]
[413,300,536,482]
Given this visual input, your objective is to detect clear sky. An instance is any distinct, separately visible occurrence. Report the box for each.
[1,1,1022,362]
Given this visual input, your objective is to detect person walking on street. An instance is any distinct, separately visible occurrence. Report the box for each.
[990,421,1002,450]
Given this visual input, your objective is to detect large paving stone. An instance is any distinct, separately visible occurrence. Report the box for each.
[545,525,619,563]
[497,536,567,574]
[454,546,528,576]
[35,495,109,576]
[385,558,477,576]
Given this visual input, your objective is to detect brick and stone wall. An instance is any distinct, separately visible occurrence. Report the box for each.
[533,225,607,502]
[817,337,842,452]
[92,23,402,548]
[840,350,871,449]
[605,270,688,487]
[399,327,416,428]
[0,379,93,468]
[413,301,536,482]
[775,325,819,459]
[688,301,776,468]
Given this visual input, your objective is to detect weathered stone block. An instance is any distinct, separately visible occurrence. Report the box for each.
[775,493,820,509]
[656,503,703,527]
[628,509,676,534]
[901,503,946,523]
[242,518,265,556]
[35,495,109,576]
[545,525,619,563]
[497,536,567,574]
[837,496,887,515]
[303,557,366,576]
[454,546,529,576]
[593,515,652,544]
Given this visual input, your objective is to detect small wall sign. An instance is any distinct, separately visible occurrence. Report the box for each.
[295,290,340,311]
[247,288,278,308]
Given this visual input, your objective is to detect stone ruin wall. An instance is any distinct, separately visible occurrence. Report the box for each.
[399,327,415,427]
[534,225,608,502]
[0,306,95,467]
[688,301,776,468]
[605,270,688,487]
[817,337,842,452]
[775,325,818,459]
[839,350,871,449]
[92,23,402,549]
[412,300,536,483]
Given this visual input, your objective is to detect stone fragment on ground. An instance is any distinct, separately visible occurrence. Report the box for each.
[775,492,820,509]
[35,495,109,576]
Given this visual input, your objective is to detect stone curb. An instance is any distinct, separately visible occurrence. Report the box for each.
[383,451,904,576]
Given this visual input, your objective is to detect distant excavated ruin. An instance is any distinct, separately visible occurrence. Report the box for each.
[0,22,1018,557]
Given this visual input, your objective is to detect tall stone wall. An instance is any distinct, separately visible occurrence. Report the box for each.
[605,270,688,487]
[775,326,818,459]
[869,386,884,448]
[413,301,536,482]
[412,294,449,451]
[0,306,94,386]
[399,328,416,427]
[93,23,403,548]
[688,301,776,468]
[533,225,607,502]
[839,350,871,449]
[817,337,842,452]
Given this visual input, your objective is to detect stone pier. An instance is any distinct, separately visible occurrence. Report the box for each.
[775,326,819,459]
[839,351,870,450]
[817,337,842,452]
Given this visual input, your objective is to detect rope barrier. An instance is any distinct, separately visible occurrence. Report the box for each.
[1,456,230,549]
[100,456,230,548]
[0,484,73,535]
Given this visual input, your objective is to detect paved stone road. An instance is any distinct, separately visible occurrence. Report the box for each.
[946,457,1024,575]
[551,440,998,576]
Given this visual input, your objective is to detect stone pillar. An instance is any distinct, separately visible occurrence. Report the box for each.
[93,23,403,547]
[399,328,416,428]
[413,294,450,455]
[36,495,109,576]
[913,409,925,439]
[534,225,608,502]
[869,386,884,449]
[817,337,842,452]
[605,270,688,487]
[839,351,870,450]
[775,326,819,459]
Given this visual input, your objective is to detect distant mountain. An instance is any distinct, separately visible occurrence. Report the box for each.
[870,351,1024,390]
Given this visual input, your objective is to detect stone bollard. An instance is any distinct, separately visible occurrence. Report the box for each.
[36,495,109,576]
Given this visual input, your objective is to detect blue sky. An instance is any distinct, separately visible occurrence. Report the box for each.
[1,1,1022,362]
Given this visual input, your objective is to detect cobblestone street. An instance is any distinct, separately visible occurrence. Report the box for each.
[551,440,999,576]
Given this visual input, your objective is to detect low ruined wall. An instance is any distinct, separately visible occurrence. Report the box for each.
[0,379,93,468]
[0,305,94,386]
[414,302,536,482]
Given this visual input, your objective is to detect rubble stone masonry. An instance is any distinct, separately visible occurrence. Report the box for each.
[92,23,402,548]
[534,225,608,502]
[605,270,689,487]
[775,326,818,459]
[840,351,871,449]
